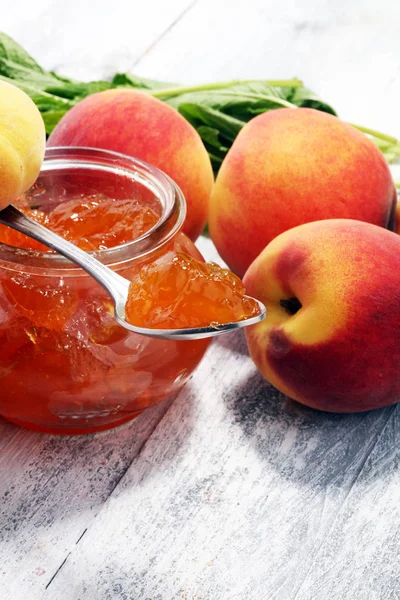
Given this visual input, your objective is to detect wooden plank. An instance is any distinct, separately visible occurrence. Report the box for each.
[1,0,198,81]
[0,419,20,454]
[133,0,400,135]
[0,399,173,599]
[42,327,400,600]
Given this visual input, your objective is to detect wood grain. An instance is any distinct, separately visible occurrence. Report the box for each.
[134,0,400,135]
[0,399,174,598]
[40,332,400,600]
[1,0,197,81]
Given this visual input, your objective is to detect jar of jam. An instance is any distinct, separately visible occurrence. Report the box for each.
[0,147,210,434]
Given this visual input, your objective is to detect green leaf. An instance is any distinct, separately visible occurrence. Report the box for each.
[41,109,71,135]
[111,73,174,90]
[48,70,77,84]
[196,125,228,152]
[286,86,337,115]
[206,152,224,166]
[166,82,295,120]
[0,74,73,106]
[44,80,113,100]
[195,126,229,174]
[177,103,245,141]
[0,56,60,88]
[151,78,303,100]
[0,32,45,73]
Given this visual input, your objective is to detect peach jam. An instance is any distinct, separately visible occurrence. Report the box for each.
[0,188,260,331]
[125,252,260,329]
[0,147,214,435]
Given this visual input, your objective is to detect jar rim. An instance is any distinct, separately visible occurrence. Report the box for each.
[0,146,186,271]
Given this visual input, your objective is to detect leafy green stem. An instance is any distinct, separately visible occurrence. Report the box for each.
[349,123,399,145]
[191,90,297,108]
[150,78,304,99]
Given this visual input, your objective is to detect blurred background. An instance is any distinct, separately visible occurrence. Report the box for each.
[3,0,400,134]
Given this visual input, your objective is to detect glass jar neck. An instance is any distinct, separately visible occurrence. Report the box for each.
[0,147,186,272]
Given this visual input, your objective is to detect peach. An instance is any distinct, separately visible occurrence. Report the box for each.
[244,219,400,413]
[48,89,214,240]
[0,80,45,209]
[395,190,400,234]
[209,108,396,276]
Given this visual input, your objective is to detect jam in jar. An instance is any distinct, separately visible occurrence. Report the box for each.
[0,147,213,435]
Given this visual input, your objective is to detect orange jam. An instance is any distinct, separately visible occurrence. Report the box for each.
[126,251,259,328]
[0,193,160,252]
[0,148,258,435]
[0,195,259,331]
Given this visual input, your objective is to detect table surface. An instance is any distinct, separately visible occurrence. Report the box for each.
[1,2,400,599]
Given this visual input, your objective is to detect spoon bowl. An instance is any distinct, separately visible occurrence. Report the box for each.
[0,204,266,340]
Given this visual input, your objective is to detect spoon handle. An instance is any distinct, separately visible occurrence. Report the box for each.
[0,205,130,314]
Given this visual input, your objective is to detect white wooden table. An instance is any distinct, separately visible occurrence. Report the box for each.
[1,2,400,599]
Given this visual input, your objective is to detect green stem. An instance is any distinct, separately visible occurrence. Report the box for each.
[187,90,296,108]
[150,78,303,99]
[207,152,224,164]
[349,122,399,145]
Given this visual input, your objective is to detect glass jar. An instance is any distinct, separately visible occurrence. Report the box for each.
[0,147,210,434]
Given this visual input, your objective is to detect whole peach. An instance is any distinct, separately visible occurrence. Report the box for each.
[209,108,396,276]
[48,89,214,240]
[244,219,400,413]
[0,80,45,209]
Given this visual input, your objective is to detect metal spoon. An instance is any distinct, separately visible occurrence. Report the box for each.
[0,205,266,340]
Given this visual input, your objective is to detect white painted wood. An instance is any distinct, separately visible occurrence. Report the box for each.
[1,2,400,599]
[135,0,400,136]
[39,325,400,600]
[0,399,173,598]
[1,0,196,81]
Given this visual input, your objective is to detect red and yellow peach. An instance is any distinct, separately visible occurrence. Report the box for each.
[209,108,396,276]
[48,89,214,240]
[244,218,400,412]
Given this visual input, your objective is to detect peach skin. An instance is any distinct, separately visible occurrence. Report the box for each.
[48,89,214,241]
[244,218,400,413]
[0,80,45,209]
[209,108,397,277]
[395,189,400,234]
